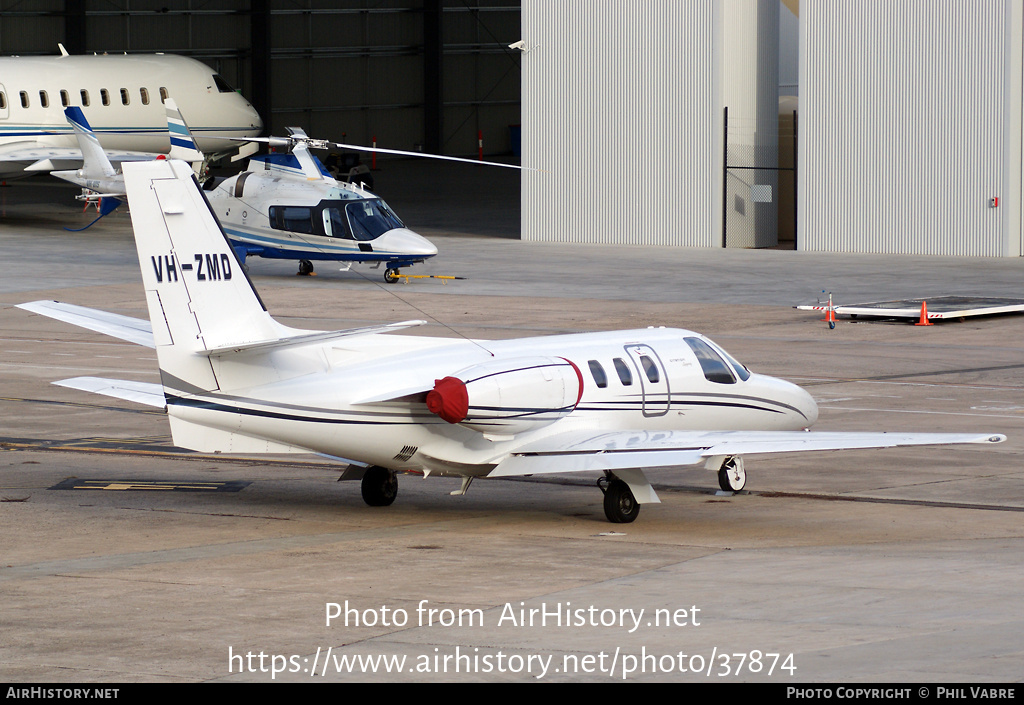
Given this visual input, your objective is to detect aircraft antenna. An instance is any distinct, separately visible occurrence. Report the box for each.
[346,264,496,357]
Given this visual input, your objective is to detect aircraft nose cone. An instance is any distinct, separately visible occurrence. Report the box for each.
[753,373,818,428]
[378,228,438,258]
[796,385,819,427]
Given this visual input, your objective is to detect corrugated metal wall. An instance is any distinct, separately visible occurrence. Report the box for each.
[521,0,780,248]
[800,0,1023,256]
[521,1,718,246]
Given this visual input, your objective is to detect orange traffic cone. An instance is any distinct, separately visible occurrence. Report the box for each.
[915,300,933,326]
[821,292,837,329]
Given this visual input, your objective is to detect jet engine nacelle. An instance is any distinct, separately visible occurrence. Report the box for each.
[426,356,583,436]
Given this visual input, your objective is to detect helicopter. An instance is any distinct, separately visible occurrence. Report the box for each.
[55,102,439,283]
[202,128,439,283]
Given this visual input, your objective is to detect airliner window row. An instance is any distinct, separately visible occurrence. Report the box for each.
[0,86,170,110]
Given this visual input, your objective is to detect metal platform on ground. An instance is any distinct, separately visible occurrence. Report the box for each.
[797,295,1024,321]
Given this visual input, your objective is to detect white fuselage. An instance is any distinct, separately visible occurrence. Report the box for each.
[0,53,262,175]
[164,327,819,477]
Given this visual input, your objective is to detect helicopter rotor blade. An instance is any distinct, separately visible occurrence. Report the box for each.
[327,142,531,171]
[206,134,537,171]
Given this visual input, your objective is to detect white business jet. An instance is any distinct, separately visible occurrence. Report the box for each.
[17,160,1006,523]
[0,48,261,178]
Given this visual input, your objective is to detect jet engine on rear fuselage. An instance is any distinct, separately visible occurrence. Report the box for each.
[426,356,583,436]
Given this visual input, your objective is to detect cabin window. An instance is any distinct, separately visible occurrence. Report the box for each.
[140,87,150,105]
[80,89,90,107]
[613,358,633,386]
[19,91,28,108]
[60,90,69,107]
[159,87,169,103]
[639,355,660,383]
[100,89,110,106]
[588,360,608,389]
[268,206,314,234]
[120,88,130,105]
[684,338,736,385]
[38,91,48,108]
[0,92,7,109]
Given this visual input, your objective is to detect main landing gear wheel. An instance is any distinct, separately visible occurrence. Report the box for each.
[361,466,398,506]
[384,267,401,284]
[717,457,746,493]
[297,259,314,276]
[600,478,640,524]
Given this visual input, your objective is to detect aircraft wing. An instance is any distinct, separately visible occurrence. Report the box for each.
[54,377,165,408]
[17,300,426,354]
[489,429,1007,477]
[17,300,155,347]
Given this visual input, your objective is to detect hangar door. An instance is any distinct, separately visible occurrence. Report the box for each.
[723,107,796,249]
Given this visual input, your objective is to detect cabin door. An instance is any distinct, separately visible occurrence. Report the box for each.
[624,344,670,417]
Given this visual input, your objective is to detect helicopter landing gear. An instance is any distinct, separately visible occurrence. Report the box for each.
[297,259,315,276]
[384,267,401,284]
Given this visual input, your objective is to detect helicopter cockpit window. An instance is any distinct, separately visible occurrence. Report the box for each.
[321,207,353,240]
[684,337,736,384]
[269,206,314,234]
[346,199,404,241]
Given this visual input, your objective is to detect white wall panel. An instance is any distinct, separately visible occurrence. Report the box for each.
[521,1,718,246]
[800,0,1023,256]
[522,0,779,248]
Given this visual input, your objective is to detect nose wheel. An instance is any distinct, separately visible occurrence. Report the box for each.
[384,267,401,283]
[717,456,746,492]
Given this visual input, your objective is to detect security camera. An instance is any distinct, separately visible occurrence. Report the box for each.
[509,40,527,51]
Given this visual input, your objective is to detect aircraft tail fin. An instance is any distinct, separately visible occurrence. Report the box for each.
[122,159,290,393]
[64,107,117,178]
[164,98,204,162]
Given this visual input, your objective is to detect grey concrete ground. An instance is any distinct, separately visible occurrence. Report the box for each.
[1,169,1023,683]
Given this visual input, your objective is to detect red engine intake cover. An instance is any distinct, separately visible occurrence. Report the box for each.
[425,376,469,424]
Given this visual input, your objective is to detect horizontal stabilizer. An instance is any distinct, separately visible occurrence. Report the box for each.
[490,429,1007,478]
[17,300,154,347]
[201,320,427,356]
[55,377,165,408]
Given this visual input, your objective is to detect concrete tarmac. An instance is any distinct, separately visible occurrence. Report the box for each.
[1,172,1023,683]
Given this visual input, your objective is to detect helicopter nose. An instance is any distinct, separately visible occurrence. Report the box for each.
[378,228,438,258]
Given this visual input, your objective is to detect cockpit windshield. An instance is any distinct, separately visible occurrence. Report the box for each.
[315,198,405,241]
[684,337,752,384]
[213,74,236,93]
[346,199,404,240]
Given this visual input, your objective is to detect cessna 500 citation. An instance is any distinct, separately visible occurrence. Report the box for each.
[17,160,1006,523]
